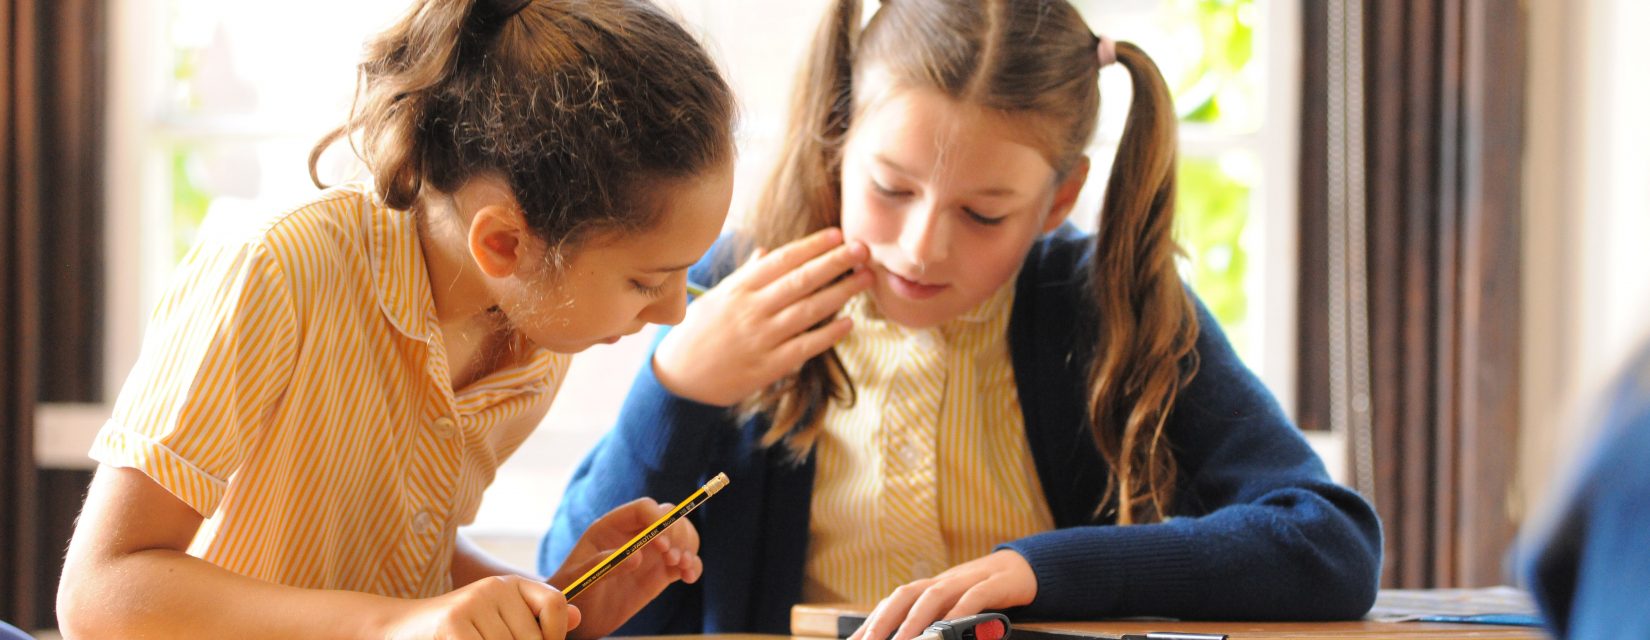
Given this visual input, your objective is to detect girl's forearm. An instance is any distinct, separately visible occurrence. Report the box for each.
[57,547,405,639]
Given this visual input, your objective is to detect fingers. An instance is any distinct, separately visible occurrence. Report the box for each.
[852,580,931,640]
[655,504,700,555]
[469,605,519,640]
[942,580,999,620]
[895,584,966,640]
[604,498,668,535]
[497,600,541,640]
[734,228,847,290]
[536,595,572,639]
[487,577,550,639]
[676,548,704,583]
[769,263,873,336]
[576,497,665,553]
[756,237,869,314]
[768,316,855,374]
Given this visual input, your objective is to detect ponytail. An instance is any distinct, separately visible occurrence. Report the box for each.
[1085,42,1200,525]
[740,0,863,459]
[309,0,735,250]
[311,0,506,208]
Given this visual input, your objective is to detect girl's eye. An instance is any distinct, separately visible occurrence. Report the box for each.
[963,207,1006,226]
[631,279,669,299]
[871,180,911,198]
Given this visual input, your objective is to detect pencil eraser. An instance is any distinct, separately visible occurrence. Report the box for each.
[973,619,1006,640]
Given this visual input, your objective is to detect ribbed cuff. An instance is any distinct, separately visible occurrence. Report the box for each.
[999,522,1208,619]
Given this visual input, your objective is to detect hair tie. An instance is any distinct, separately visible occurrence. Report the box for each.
[1096,35,1118,68]
[480,0,533,27]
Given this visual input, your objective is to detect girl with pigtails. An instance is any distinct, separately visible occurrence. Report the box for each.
[544,0,1383,636]
[58,0,738,637]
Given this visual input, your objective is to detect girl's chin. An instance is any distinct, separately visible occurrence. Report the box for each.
[868,290,950,330]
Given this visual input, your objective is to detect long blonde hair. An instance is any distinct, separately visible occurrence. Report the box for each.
[745,0,1197,524]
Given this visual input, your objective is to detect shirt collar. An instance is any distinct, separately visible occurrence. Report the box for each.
[361,186,438,342]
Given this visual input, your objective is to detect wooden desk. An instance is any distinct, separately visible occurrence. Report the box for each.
[636,623,1543,640]
[787,588,1548,639]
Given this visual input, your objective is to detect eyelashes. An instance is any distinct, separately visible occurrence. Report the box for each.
[871,181,1006,226]
[632,280,669,298]
[963,208,1006,226]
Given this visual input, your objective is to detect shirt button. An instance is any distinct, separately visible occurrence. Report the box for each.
[430,416,456,439]
[911,560,934,579]
[411,510,436,534]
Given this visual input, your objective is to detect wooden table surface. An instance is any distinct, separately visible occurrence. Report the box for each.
[781,588,1548,639]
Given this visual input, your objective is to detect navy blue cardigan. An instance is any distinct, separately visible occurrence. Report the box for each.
[539,228,1382,634]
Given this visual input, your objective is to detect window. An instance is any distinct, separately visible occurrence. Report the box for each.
[61,0,1300,568]
[1072,0,1298,412]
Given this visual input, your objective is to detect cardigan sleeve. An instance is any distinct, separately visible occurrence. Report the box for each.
[999,297,1383,621]
[1520,345,1650,639]
[537,236,746,633]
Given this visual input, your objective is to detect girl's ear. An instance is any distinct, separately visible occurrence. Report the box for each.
[1043,156,1091,234]
[468,204,529,278]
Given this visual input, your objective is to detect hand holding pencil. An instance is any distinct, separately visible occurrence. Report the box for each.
[547,474,728,640]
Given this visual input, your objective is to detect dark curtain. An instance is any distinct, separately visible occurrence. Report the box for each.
[3,0,105,628]
[1299,0,1526,587]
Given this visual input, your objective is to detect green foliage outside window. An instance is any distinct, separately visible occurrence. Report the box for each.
[1177,155,1251,354]
[1164,0,1258,354]
[171,148,212,262]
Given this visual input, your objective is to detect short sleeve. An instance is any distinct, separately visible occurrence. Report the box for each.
[91,235,299,517]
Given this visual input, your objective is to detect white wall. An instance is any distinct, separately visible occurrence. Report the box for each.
[1522,0,1650,516]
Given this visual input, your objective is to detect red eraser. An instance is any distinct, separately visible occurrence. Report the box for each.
[974,619,1006,640]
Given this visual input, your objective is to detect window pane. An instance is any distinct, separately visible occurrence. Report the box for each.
[1076,0,1262,135]
[166,0,406,123]
[1071,0,1267,364]
[1177,153,1256,355]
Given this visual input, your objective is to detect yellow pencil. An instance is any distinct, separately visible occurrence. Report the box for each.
[561,472,729,601]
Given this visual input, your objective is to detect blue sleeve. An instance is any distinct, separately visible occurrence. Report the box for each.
[1520,346,1650,639]
[1000,298,1382,621]
[537,236,745,634]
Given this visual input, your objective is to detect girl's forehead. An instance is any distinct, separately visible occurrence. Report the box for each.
[853,85,1050,155]
[848,88,1057,187]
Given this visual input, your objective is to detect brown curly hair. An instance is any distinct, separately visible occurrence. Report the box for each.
[311,0,736,254]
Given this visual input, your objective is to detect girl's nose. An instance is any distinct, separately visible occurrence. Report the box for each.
[642,281,689,326]
[897,203,949,270]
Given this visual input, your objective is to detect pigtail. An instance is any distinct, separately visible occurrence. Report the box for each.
[309,0,509,208]
[740,0,864,459]
[1085,42,1200,525]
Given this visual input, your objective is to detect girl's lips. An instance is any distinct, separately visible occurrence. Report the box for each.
[884,270,948,300]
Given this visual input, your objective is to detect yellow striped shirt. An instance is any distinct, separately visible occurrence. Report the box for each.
[91,183,569,598]
[803,284,1055,604]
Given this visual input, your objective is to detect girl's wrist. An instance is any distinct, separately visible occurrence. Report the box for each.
[355,593,414,640]
[651,354,735,407]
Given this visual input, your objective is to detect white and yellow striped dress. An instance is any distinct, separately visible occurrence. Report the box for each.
[804,285,1055,604]
[91,183,569,598]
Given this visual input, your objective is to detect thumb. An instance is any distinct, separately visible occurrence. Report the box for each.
[515,579,574,639]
